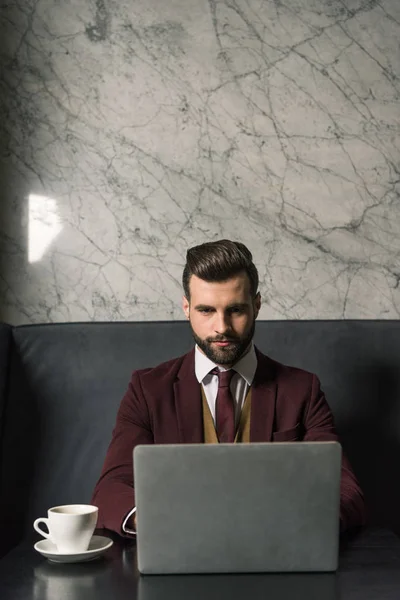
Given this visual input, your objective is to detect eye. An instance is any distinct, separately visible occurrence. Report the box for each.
[198,308,213,314]
[229,306,244,315]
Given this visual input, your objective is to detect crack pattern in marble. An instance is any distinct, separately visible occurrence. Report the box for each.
[0,0,399,324]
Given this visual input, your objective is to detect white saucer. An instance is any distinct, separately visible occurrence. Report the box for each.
[34,535,113,563]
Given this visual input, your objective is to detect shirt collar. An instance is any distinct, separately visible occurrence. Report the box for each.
[195,343,257,386]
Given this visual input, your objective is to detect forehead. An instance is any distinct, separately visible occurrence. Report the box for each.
[188,272,251,303]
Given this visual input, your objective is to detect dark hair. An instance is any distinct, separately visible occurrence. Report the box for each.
[182,239,259,299]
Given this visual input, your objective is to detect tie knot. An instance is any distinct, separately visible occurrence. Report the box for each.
[211,368,235,387]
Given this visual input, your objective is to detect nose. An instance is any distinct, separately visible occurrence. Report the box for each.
[214,311,231,334]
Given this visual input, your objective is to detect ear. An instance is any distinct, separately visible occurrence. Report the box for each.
[182,296,190,319]
[254,292,261,318]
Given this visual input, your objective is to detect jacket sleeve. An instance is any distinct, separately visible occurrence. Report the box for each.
[303,374,367,533]
[91,371,153,536]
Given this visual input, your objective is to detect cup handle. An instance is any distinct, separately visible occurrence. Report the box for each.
[33,517,51,540]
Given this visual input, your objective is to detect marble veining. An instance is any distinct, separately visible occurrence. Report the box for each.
[0,0,399,324]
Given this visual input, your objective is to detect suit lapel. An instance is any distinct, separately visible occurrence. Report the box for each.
[250,349,277,443]
[174,349,204,443]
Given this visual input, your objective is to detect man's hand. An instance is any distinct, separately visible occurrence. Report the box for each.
[134,513,137,529]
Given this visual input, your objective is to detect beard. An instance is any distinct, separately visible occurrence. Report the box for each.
[190,318,256,365]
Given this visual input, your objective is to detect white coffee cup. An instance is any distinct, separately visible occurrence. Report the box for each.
[33,504,98,553]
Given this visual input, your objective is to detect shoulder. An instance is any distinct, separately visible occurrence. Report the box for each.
[132,350,193,385]
[255,347,319,388]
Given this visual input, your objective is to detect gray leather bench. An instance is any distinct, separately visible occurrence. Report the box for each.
[0,320,399,558]
[0,323,11,428]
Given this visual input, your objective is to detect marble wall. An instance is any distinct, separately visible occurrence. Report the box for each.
[0,0,399,324]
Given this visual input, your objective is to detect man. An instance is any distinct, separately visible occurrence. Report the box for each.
[92,240,366,535]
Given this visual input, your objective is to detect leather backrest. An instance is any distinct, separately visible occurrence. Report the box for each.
[0,323,12,557]
[0,323,11,430]
[0,321,399,552]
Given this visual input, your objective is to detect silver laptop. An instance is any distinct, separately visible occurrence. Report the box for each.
[133,442,341,574]
[138,573,338,600]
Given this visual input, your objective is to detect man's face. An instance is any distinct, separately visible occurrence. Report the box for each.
[182,271,261,366]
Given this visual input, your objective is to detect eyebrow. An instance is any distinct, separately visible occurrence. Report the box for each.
[194,303,250,310]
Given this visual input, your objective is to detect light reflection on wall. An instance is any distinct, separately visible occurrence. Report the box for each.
[28,194,63,263]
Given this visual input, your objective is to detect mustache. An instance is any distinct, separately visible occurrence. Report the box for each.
[206,335,240,343]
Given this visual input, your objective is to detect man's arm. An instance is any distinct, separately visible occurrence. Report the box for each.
[91,371,153,536]
[303,374,367,533]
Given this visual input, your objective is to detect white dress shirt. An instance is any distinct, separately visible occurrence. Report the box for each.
[122,344,257,534]
[194,343,257,426]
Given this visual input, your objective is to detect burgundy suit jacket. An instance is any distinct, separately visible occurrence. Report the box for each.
[91,348,366,535]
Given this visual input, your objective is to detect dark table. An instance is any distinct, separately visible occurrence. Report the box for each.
[1,528,400,600]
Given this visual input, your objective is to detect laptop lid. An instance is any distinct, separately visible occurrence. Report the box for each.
[134,442,341,574]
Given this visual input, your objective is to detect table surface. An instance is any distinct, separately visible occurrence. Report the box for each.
[1,527,400,600]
